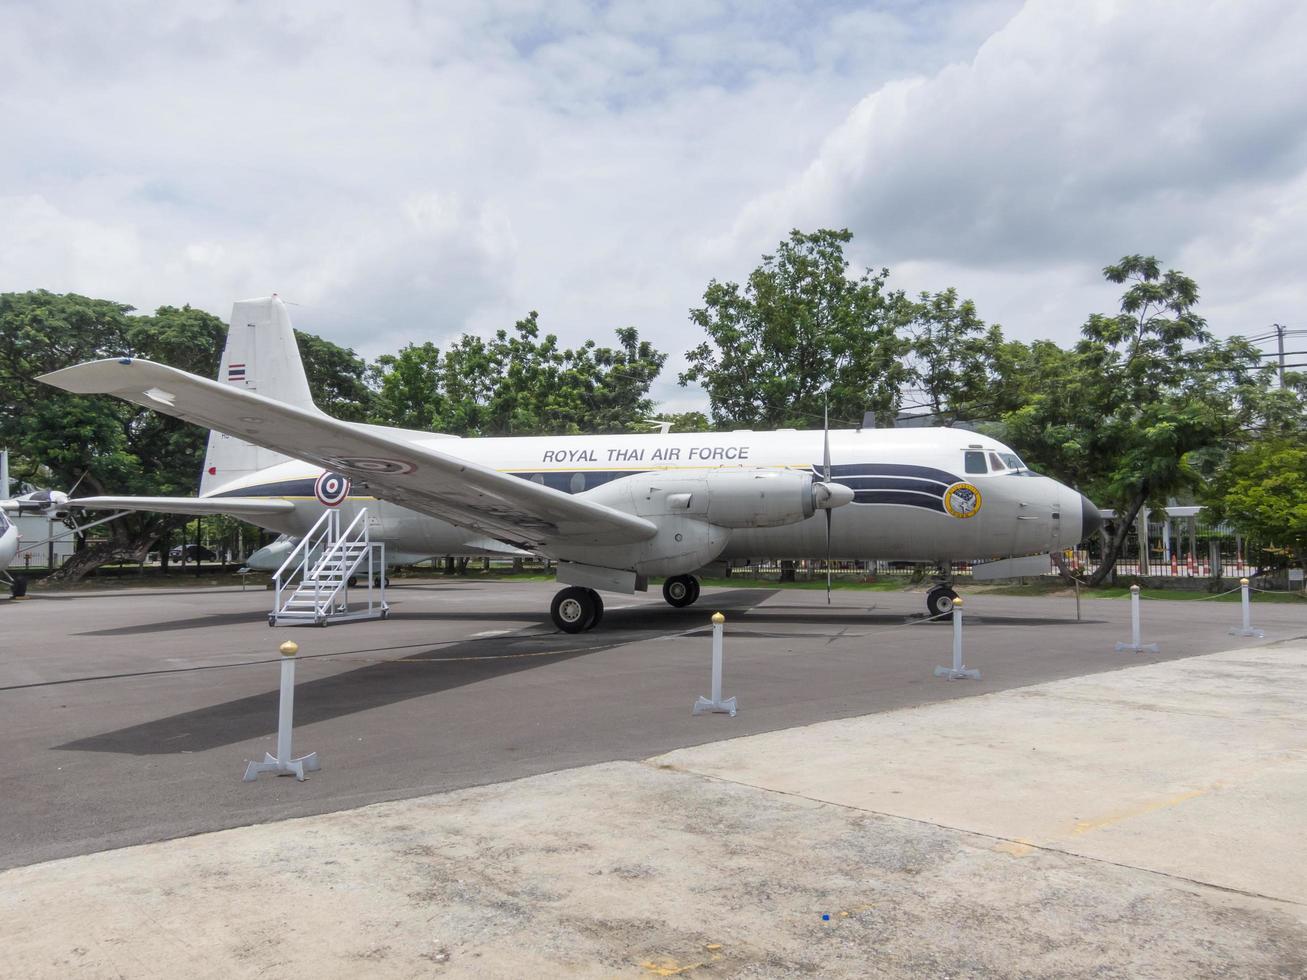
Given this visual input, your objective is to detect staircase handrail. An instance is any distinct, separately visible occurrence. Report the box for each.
[273,508,336,615]
[315,508,370,587]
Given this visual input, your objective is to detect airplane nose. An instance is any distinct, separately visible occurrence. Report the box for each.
[1080,493,1103,541]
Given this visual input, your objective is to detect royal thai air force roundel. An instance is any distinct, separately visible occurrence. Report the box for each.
[942,482,982,519]
[314,471,351,507]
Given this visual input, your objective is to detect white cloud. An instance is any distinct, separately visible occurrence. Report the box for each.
[726,0,1307,343]
[2,0,1301,419]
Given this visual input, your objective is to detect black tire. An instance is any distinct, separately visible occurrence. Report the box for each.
[10,576,27,599]
[347,575,358,588]
[589,591,604,629]
[926,586,958,618]
[551,586,598,633]
[662,575,698,608]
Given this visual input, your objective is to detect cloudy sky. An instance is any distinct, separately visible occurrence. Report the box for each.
[3,0,1304,412]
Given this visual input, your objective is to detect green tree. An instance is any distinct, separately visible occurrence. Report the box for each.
[295,330,374,421]
[1203,438,1307,574]
[0,292,227,580]
[902,288,1007,425]
[369,341,446,430]
[370,313,666,436]
[1,290,382,581]
[1001,256,1269,585]
[680,229,913,429]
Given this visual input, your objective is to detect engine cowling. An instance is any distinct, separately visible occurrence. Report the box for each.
[553,468,854,582]
[702,469,819,528]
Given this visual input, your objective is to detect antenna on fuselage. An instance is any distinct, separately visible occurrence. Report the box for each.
[643,418,672,435]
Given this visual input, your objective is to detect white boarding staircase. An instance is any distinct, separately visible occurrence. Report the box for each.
[270,508,388,626]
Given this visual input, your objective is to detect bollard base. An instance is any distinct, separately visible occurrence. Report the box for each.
[1228,627,1265,638]
[242,751,321,782]
[693,696,737,717]
[1114,642,1160,654]
[933,666,981,680]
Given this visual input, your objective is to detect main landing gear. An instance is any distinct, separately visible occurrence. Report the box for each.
[662,574,700,608]
[550,586,605,633]
[926,584,959,618]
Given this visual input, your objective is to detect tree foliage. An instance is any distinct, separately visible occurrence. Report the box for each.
[998,256,1274,583]
[369,312,666,435]
[680,229,913,429]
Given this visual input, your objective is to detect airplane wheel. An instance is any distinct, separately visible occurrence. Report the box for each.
[347,575,358,588]
[662,575,699,608]
[926,586,958,618]
[589,591,604,629]
[551,586,599,633]
[10,576,27,599]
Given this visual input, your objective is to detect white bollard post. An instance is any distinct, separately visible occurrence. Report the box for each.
[934,597,980,680]
[1115,585,1159,653]
[693,612,738,716]
[243,640,322,781]
[1229,577,1265,638]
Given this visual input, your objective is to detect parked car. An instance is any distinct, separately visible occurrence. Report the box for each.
[169,543,217,562]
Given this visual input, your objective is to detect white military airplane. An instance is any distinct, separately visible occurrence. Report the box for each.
[38,297,1101,631]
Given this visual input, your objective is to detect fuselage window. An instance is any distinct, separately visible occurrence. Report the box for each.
[569,472,586,493]
[988,452,1005,472]
[964,451,986,474]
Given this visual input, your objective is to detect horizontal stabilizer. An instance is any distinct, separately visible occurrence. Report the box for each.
[62,496,296,517]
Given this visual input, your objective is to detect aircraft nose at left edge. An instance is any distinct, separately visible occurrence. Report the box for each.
[1079,492,1103,541]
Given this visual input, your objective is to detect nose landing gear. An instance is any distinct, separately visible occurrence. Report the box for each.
[926,585,959,618]
[662,575,700,608]
[550,586,605,633]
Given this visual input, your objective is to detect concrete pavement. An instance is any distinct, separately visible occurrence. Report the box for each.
[2,639,1304,978]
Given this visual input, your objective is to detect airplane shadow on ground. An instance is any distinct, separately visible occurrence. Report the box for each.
[54,588,1097,757]
[55,589,779,757]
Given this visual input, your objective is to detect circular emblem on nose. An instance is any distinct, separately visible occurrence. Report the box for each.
[943,482,983,519]
[314,471,351,507]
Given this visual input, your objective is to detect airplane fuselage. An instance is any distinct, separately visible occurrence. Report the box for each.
[219,426,1089,571]
[0,518,17,574]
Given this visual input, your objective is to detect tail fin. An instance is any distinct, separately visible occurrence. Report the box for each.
[199,296,316,496]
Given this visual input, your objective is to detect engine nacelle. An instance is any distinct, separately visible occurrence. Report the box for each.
[551,468,853,585]
[701,469,817,528]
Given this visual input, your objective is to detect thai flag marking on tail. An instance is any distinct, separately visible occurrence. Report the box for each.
[227,363,246,382]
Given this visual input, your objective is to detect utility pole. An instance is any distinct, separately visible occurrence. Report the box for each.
[1275,322,1286,387]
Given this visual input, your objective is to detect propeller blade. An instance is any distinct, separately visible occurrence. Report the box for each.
[824,396,832,604]
[822,399,831,483]
[826,509,833,605]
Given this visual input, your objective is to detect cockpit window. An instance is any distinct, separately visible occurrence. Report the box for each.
[988,452,1005,472]
[1001,452,1025,470]
[964,451,986,474]
[0,511,9,532]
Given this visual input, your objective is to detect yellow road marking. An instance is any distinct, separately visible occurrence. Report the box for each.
[639,958,705,975]
[1072,787,1213,836]
[994,838,1036,857]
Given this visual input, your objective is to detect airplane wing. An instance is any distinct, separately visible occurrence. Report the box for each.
[60,496,296,517]
[38,358,657,549]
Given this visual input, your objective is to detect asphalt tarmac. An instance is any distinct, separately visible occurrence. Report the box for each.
[2,578,1303,870]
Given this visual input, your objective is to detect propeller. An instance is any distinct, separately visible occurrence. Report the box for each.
[811,398,854,604]
[823,399,833,604]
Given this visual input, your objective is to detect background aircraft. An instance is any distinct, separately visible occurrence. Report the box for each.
[38,297,1100,630]
[0,483,72,598]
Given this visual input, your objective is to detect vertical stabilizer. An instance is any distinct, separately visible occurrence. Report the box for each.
[200,296,315,495]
